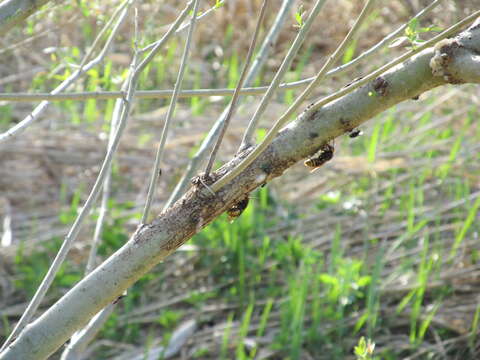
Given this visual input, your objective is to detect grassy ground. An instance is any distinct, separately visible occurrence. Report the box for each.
[1,1,480,359]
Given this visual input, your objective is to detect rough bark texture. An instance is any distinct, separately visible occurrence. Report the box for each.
[1,18,480,360]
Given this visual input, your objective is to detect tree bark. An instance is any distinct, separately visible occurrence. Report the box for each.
[1,17,480,360]
[0,0,58,36]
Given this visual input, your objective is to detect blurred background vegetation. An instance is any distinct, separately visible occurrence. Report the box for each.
[1,0,480,359]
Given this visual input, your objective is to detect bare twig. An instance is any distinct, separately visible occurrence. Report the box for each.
[0,28,53,55]
[329,0,443,78]
[59,11,146,359]
[163,0,294,208]
[0,77,314,102]
[141,0,201,223]
[59,4,197,359]
[0,0,129,144]
[0,0,440,104]
[0,2,134,351]
[305,9,480,114]
[212,6,480,192]
[213,0,377,191]
[242,0,295,86]
[77,0,132,276]
[239,0,328,151]
[3,16,480,359]
[79,0,130,69]
[139,0,227,53]
[58,80,129,360]
[84,114,118,276]
[204,0,269,176]
[1,0,196,351]
[1,53,138,353]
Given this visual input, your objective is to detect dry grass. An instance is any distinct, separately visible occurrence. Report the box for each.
[1,1,480,359]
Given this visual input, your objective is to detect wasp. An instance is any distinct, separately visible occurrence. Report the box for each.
[304,143,334,171]
[226,194,250,222]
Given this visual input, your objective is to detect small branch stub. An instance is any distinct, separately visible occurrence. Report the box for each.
[372,76,389,96]
[430,18,480,84]
[429,38,465,84]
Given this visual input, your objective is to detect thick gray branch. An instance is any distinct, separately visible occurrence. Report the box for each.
[0,0,57,36]
[2,18,480,360]
[430,21,480,84]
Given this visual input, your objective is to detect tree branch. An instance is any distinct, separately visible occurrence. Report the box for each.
[0,0,131,144]
[2,17,480,360]
[0,0,57,36]
[213,9,480,192]
[0,1,134,351]
[163,0,295,208]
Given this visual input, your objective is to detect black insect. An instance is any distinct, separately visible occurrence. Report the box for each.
[304,143,334,171]
[226,194,250,222]
[349,129,362,138]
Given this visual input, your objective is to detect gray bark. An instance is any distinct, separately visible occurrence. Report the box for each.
[1,18,480,360]
[0,0,58,36]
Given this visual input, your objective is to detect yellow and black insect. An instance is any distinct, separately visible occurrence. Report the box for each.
[226,194,250,222]
[304,143,334,171]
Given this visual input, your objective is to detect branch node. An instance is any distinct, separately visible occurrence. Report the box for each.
[191,172,216,196]
[372,76,389,96]
[429,38,465,84]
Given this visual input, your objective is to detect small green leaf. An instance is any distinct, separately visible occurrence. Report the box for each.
[294,4,305,28]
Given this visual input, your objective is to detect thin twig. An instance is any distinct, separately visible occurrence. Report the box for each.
[305,9,480,115]
[0,81,312,102]
[60,10,147,359]
[213,0,377,192]
[204,0,269,176]
[81,3,139,276]
[0,0,440,104]
[0,2,135,351]
[242,0,295,85]
[0,0,197,351]
[329,0,443,78]
[84,0,143,278]
[0,28,53,55]
[139,0,227,54]
[59,4,197,358]
[4,16,480,358]
[140,0,201,223]
[0,1,129,144]
[79,0,130,69]
[84,120,115,276]
[212,5,480,193]
[239,0,328,151]
[163,0,294,209]
[8,53,138,352]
